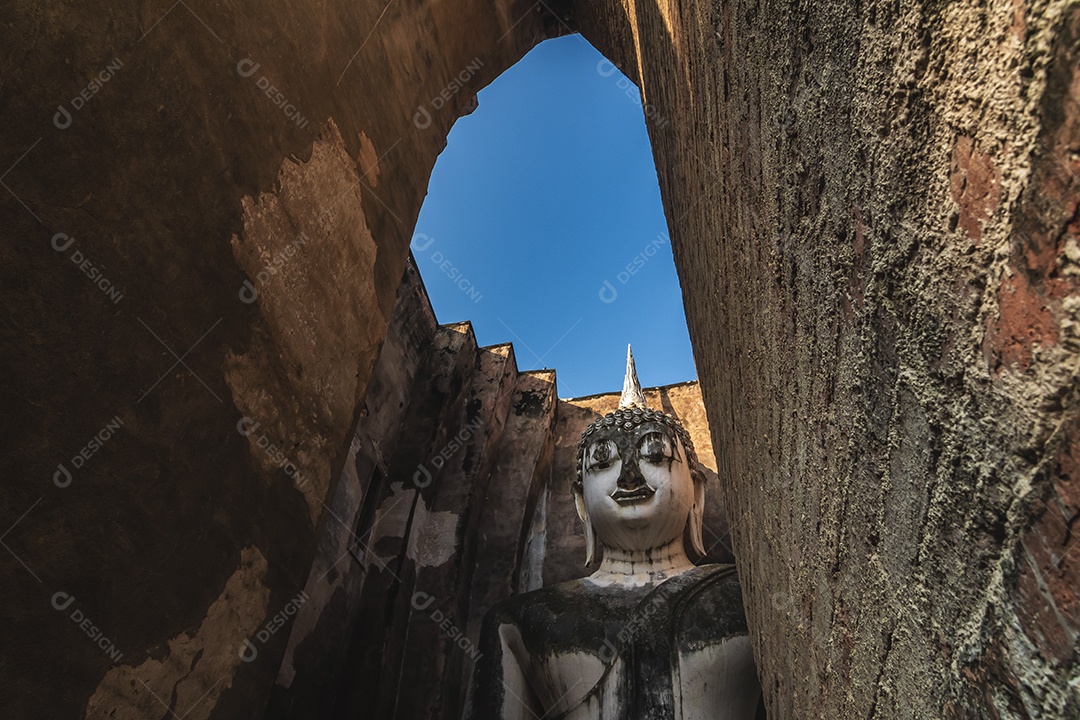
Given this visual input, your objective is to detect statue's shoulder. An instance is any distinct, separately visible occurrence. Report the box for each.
[481,578,634,660]
[678,563,750,642]
[690,562,743,592]
[482,578,594,628]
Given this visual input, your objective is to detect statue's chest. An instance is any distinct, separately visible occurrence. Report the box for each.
[514,583,745,658]
[509,585,756,719]
[515,635,758,720]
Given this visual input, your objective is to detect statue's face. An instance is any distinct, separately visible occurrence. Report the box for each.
[580,421,695,552]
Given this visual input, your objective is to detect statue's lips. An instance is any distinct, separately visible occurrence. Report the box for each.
[610,485,656,504]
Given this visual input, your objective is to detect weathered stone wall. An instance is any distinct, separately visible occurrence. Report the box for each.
[0,2,559,717]
[575,0,1080,717]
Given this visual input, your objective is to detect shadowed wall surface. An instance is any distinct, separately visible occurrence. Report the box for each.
[2,0,1079,718]
[574,0,1080,716]
[1,1,564,717]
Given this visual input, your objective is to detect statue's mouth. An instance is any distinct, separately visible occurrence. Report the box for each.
[610,485,656,504]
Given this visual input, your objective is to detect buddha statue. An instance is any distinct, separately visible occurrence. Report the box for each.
[468,347,764,719]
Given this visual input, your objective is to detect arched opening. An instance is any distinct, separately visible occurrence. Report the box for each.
[261,36,734,719]
[412,35,694,397]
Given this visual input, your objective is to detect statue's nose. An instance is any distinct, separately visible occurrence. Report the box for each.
[617,457,645,488]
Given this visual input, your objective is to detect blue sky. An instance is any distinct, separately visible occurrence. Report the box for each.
[411,36,695,399]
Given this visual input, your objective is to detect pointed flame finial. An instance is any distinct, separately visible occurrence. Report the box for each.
[619,344,647,409]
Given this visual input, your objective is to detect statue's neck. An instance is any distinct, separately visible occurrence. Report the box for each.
[592,537,694,587]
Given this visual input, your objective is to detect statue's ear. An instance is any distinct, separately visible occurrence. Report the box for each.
[573,482,587,522]
[689,469,707,557]
[573,483,597,566]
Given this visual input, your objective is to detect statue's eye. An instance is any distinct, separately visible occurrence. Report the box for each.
[586,440,618,471]
[638,432,672,463]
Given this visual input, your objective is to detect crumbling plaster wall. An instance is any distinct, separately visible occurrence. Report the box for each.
[574,0,1080,717]
[1,1,563,717]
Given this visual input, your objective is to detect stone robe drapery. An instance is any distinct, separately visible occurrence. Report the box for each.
[469,565,765,719]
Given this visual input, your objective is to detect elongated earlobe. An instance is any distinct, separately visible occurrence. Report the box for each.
[689,475,706,557]
[584,518,597,566]
[573,488,597,566]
